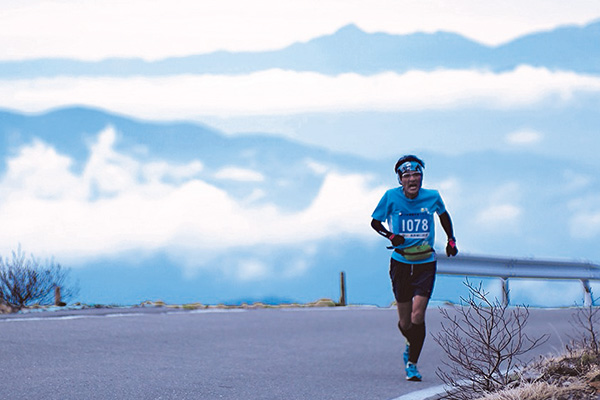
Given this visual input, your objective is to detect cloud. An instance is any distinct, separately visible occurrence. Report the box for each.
[1,139,81,199]
[570,212,600,239]
[560,170,592,191]
[0,127,214,256]
[505,129,543,145]
[508,280,584,307]
[470,182,523,230]
[84,127,141,195]
[237,260,269,281]
[144,161,204,183]
[305,159,330,175]
[1,0,599,60]
[214,167,265,182]
[3,67,600,118]
[568,195,600,239]
[476,204,522,227]
[0,127,385,275]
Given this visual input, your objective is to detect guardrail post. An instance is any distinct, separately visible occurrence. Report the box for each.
[54,286,66,307]
[501,278,509,307]
[339,271,346,306]
[54,286,62,306]
[582,279,593,307]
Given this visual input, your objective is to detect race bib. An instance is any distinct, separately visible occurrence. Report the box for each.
[392,212,432,239]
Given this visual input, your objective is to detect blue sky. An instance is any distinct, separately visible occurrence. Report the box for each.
[1,1,600,306]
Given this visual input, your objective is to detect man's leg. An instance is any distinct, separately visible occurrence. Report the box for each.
[396,300,412,365]
[396,296,427,380]
[407,295,429,363]
[397,295,429,362]
[391,259,433,370]
[397,300,412,331]
[405,260,436,365]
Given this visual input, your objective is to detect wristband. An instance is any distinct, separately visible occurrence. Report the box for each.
[389,234,395,240]
[448,238,456,246]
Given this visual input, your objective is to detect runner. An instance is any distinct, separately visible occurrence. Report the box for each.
[371,154,458,381]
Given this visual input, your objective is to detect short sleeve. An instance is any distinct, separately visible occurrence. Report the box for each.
[371,191,390,222]
[435,191,447,215]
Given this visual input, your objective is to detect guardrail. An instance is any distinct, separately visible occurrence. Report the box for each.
[436,254,600,306]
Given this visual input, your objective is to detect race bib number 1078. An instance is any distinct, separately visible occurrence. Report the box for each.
[393,212,432,239]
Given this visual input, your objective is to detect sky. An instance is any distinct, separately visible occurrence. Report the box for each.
[2,0,600,61]
[2,1,600,146]
[1,0,600,306]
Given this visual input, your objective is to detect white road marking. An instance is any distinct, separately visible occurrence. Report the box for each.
[389,384,447,400]
[0,308,247,322]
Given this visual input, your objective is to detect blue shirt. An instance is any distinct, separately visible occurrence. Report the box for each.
[371,187,446,264]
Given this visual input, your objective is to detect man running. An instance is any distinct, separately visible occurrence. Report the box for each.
[371,154,458,381]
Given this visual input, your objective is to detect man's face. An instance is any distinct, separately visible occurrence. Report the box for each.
[401,172,422,199]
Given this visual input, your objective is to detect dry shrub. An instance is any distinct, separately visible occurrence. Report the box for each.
[0,246,77,308]
[570,302,600,356]
[437,290,600,400]
[434,280,548,400]
[473,381,591,400]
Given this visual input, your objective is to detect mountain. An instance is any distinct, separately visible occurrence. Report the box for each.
[0,107,375,211]
[1,20,599,78]
[1,107,599,307]
[493,20,600,73]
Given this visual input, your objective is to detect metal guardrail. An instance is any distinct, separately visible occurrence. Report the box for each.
[436,254,600,306]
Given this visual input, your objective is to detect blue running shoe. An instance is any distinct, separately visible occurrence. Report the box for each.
[403,342,410,365]
[405,362,422,381]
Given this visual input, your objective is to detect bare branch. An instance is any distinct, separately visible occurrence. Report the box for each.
[0,246,78,309]
[433,279,549,399]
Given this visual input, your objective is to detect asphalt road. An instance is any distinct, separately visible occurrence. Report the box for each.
[0,306,579,400]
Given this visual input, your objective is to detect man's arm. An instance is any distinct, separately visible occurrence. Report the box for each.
[371,218,405,246]
[438,212,458,256]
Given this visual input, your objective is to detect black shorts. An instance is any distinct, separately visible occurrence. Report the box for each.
[389,258,436,303]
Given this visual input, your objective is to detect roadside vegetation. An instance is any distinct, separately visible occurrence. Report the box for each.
[0,246,77,311]
[434,280,600,400]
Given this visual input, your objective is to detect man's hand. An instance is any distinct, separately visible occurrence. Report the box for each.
[390,234,405,247]
[446,238,458,257]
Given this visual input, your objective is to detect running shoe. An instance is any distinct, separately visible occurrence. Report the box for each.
[405,362,422,381]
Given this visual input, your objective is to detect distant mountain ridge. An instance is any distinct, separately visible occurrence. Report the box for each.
[0,106,375,211]
[2,105,600,307]
[1,20,599,78]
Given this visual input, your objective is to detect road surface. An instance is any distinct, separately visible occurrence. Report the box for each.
[0,306,578,400]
